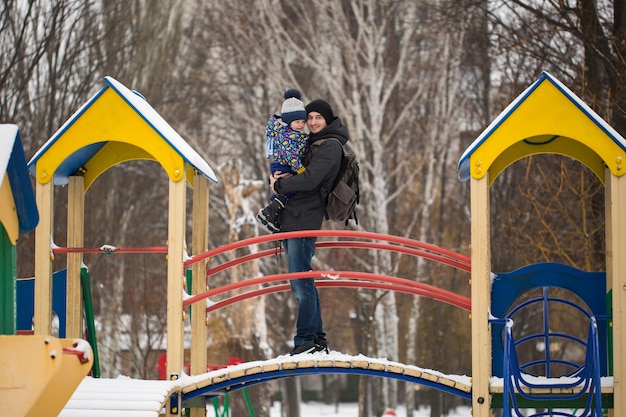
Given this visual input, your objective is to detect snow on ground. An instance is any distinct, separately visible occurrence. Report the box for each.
[269,402,473,417]
[268,402,579,416]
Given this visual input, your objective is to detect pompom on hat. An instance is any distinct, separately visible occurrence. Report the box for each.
[281,89,307,126]
[305,99,336,125]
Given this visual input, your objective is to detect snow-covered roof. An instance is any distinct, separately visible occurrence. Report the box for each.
[103,76,218,184]
[0,124,38,237]
[457,71,626,183]
[28,76,217,189]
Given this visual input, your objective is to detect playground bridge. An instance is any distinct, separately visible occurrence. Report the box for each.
[59,352,614,416]
[58,353,473,416]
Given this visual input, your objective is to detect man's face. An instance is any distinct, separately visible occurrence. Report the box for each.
[307,112,327,134]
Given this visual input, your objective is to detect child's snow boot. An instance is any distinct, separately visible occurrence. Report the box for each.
[257,194,287,233]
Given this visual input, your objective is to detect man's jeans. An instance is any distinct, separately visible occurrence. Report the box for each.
[284,237,325,345]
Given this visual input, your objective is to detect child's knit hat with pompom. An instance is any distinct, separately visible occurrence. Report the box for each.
[281,88,307,125]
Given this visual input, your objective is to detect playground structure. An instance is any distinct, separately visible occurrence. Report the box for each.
[0,125,93,417]
[0,71,624,416]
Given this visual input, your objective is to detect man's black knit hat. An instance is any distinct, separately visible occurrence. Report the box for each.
[305,99,335,125]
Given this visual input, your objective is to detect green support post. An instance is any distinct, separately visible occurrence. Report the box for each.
[605,290,614,416]
[81,267,101,377]
[186,269,193,321]
[0,226,16,335]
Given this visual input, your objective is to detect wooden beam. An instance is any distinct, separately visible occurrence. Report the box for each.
[34,181,53,335]
[607,172,626,417]
[166,176,186,416]
[470,175,491,417]
[189,174,209,417]
[66,176,84,339]
[606,168,614,417]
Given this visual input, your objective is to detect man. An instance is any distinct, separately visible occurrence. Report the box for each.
[269,98,350,355]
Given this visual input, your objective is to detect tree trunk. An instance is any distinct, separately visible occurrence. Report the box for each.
[282,378,301,417]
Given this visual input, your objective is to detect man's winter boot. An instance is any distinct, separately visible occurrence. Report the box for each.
[289,343,318,355]
[314,335,329,353]
[257,194,288,233]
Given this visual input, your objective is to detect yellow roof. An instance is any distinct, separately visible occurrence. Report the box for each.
[28,76,218,191]
[458,72,626,186]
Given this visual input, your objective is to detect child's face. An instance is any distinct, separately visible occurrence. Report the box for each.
[290,119,306,131]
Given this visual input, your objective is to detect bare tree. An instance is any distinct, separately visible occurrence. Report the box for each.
[487,1,613,273]
[192,1,481,415]
[489,0,626,134]
[492,156,605,272]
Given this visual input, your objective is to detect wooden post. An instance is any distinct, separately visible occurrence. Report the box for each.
[607,171,626,416]
[66,176,84,339]
[190,175,209,417]
[605,168,614,417]
[470,175,491,417]
[166,176,186,416]
[34,181,53,335]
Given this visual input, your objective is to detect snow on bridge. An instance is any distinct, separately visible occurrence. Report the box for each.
[180,351,472,401]
[59,377,179,417]
[60,350,616,416]
[60,352,472,416]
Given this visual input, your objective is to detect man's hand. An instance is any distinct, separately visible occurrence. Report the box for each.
[269,171,292,193]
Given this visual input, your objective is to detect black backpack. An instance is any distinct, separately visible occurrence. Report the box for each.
[312,138,360,225]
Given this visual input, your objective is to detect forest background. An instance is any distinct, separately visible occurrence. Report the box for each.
[2,1,624,416]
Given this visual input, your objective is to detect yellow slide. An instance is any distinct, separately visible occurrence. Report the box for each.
[0,335,92,417]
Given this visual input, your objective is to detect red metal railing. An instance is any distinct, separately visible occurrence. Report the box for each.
[49,230,471,312]
[183,230,470,312]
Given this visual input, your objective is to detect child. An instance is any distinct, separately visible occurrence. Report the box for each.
[257,89,309,233]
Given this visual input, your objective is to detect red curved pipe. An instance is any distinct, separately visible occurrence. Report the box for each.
[50,233,470,272]
[206,241,470,278]
[50,232,472,314]
[184,230,470,267]
[183,271,469,309]
[204,280,471,312]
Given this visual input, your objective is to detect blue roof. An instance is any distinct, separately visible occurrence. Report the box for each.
[0,124,39,233]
